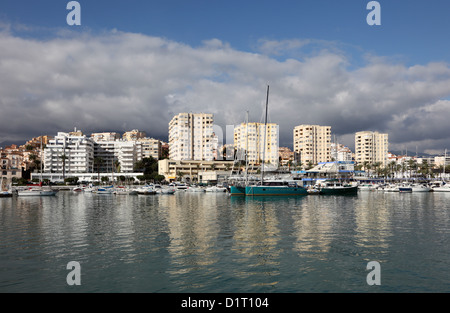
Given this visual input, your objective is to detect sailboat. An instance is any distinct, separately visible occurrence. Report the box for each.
[244,85,307,197]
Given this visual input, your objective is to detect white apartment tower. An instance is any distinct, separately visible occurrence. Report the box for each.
[355,131,389,166]
[44,131,95,174]
[293,125,332,165]
[233,122,279,166]
[93,138,143,173]
[169,113,214,161]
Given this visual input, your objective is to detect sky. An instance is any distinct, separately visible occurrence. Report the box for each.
[1,0,450,155]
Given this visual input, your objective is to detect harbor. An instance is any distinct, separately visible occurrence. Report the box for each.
[1,188,449,293]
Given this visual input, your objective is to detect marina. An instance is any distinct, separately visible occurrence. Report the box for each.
[1,185,450,293]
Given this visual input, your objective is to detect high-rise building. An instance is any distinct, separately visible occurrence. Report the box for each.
[44,132,95,174]
[138,138,162,160]
[293,125,331,165]
[169,113,214,161]
[93,140,143,174]
[355,131,389,166]
[233,122,279,166]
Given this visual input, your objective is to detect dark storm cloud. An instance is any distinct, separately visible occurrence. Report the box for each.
[1,29,450,154]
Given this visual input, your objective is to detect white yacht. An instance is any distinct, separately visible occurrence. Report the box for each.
[411,184,431,192]
[384,184,399,192]
[433,183,450,192]
[205,185,227,193]
[18,186,58,196]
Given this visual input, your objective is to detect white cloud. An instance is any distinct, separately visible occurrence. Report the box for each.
[1,30,450,154]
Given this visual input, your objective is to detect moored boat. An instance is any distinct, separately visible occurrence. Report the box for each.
[0,190,13,198]
[398,184,412,193]
[18,186,58,196]
[136,185,156,195]
[229,185,246,195]
[384,184,399,192]
[93,186,114,194]
[411,184,431,192]
[245,180,308,196]
[319,180,358,195]
[433,182,450,192]
[205,185,227,193]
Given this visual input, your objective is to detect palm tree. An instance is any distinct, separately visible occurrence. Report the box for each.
[60,154,68,181]
[94,157,104,184]
[114,159,121,174]
[388,161,397,180]
[408,159,417,180]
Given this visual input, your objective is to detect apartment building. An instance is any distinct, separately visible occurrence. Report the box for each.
[92,138,143,174]
[278,147,295,166]
[293,125,331,165]
[355,131,389,166]
[123,129,146,141]
[91,132,121,142]
[233,122,279,166]
[1,145,24,182]
[331,143,353,162]
[44,131,95,174]
[169,113,215,161]
[138,137,162,160]
[158,159,234,182]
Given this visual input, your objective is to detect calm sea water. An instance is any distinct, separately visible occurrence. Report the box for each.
[0,190,449,293]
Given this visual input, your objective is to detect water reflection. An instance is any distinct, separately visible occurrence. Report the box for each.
[1,190,449,292]
[354,192,392,259]
[292,196,335,259]
[231,197,283,288]
[164,193,221,289]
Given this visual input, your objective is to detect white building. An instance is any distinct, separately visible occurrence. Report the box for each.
[233,122,279,166]
[331,143,353,162]
[93,140,142,173]
[169,113,215,161]
[44,131,95,174]
[355,131,389,166]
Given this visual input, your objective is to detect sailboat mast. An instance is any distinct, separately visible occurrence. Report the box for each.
[444,149,447,178]
[245,111,249,184]
[40,138,43,184]
[261,85,269,184]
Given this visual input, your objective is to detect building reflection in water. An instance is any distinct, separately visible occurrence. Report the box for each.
[231,197,282,288]
[164,193,221,289]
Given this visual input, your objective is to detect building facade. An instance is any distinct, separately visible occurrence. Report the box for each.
[122,129,146,141]
[91,132,121,142]
[44,131,95,174]
[233,122,279,166]
[169,113,215,161]
[158,159,234,182]
[331,143,353,162]
[139,138,162,160]
[293,125,332,166]
[355,131,389,166]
